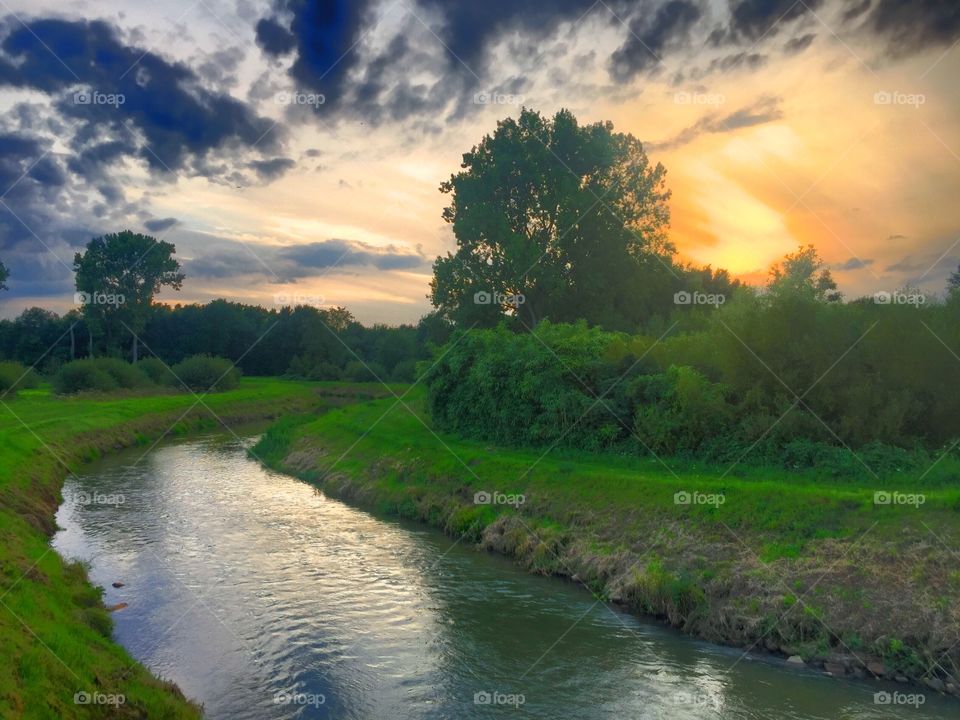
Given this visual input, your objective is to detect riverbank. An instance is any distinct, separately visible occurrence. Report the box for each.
[0,379,391,719]
[253,389,960,699]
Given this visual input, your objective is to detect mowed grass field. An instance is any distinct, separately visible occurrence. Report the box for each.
[0,379,391,719]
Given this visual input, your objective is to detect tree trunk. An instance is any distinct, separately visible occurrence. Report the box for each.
[69,324,75,360]
[88,332,93,358]
[132,334,138,363]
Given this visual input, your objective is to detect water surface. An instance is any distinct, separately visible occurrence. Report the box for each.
[53,435,955,719]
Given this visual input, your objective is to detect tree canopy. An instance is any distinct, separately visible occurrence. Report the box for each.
[430,108,677,332]
[73,231,184,359]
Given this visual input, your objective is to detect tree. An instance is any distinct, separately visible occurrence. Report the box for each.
[766,245,842,302]
[0,259,8,291]
[73,231,184,361]
[430,108,675,331]
[948,263,960,296]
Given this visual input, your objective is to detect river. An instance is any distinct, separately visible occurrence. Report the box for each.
[52,434,956,719]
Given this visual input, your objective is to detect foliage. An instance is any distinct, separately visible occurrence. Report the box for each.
[430,108,677,331]
[73,230,184,360]
[0,361,40,395]
[137,357,177,385]
[53,358,152,394]
[169,354,240,392]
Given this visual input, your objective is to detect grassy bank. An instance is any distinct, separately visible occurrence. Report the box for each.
[0,379,391,719]
[254,389,960,698]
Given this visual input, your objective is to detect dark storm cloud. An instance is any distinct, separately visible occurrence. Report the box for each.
[186,237,426,281]
[609,0,704,81]
[0,17,282,176]
[144,217,179,232]
[650,95,783,149]
[248,157,297,180]
[867,0,960,57]
[728,0,824,42]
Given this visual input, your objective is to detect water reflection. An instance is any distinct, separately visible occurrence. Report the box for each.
[53,435,957,719]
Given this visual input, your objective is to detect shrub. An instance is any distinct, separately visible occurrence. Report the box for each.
[0,361,40,395]
[390,359,418,382]
[343,360,387,383]
[53,358,152,394]
[137,357,176,386]
[170,355,240,392]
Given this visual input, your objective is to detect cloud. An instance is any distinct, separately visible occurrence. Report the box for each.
[144,217,178,232]
[836,257,874,270]
[727,0,824,42]
[783,32,816,54]
[0,16,283,176]
[248,157,296,180]
[185,237,427,281]
[651,95,784,149]
[867,0,960,56]
[608,0,704,81]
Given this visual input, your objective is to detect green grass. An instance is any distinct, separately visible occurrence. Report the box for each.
[0,378,388,719]
[254,388,960,687]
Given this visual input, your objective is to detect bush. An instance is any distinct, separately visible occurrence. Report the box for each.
[53,358,151,394]
[0,361,40,395]
[170,355,240,392]
[343,360,387,382]
[390,359,418,382]
[137,357,176,386]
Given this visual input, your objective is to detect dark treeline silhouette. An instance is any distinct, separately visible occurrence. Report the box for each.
[0,302,453,383]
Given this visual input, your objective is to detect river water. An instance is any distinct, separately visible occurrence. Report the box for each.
[52,434,956,719]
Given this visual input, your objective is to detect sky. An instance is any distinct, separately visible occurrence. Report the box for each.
[0,0,958,324]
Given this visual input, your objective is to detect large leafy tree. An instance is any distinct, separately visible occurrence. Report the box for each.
[0,259,8,291]
[766,244,842,302]
[73,231,184,360]
[430,108,675,331]
[948,263,960,296]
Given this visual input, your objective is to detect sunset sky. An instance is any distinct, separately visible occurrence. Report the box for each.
[1,0,958,323]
